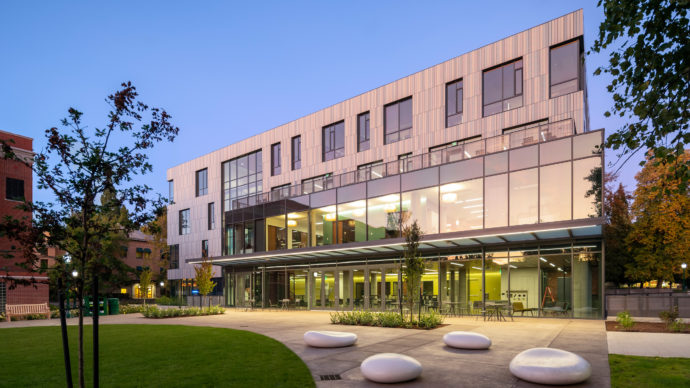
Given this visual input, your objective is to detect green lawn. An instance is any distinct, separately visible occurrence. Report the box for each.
[610,354,690,388]
[0,325,314,388]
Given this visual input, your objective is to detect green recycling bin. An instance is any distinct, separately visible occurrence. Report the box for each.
[108,298,120,315]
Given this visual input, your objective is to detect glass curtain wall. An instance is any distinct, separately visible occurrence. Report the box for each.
[401,187,439,234]
[311,206,336,246]
[508,249,539,316]
[337,200,367,244]
[440,179,483,232]
[540,245,572,317]
[368,194,401,240]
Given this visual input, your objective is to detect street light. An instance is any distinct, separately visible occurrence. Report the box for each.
[682,263,687,291]
[71,270,78,278]
[160,281,164,287]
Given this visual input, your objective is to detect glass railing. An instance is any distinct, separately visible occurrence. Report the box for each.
[233,118,575,209]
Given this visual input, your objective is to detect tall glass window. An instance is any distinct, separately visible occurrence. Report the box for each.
[266,213,286,251]
[291,135,301,170]
[550,39,582,98]
[195,168,208,197]
[208,202,215,230]
[271,142,281,176]
[368,194,401,240]
[168,180,174,202]
[357,112,370,152]
[337,200,367,243]
[287,211,309,249]
[322,121,345,161]
[540,246,572,317]
[311,205,336,246]
[179,209,190,235]
[509,250,539,315]
[440,179,483,232]
[446,79,463,127]
[483,59,523,116]
[540,162,572,222]
[384,97,412,144]
[573,157,602,219]
[484,174,508,228]
[201,240,208,258]
[509,168,538,225]
[401,186,439,234]
[222,150,263,211]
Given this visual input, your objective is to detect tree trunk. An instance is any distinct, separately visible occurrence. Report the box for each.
[92,274,99,388]
[657,279,663,288]
[57,277,73,388]
[77,280,84,388]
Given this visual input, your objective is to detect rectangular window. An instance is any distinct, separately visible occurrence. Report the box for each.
[221,150,262,213]
[201,240,209,258]
[208,202,215,230]
[5,177,24,201]
[401,186,439,234]
[271,184,291,200]
[550,38,582,98]
[398,153,413,173]
[509,168,538,225]
[540,162,572,222]
[429,136,481,165]
[168,180,174,203]
[169,244,179,269]
[271,142,281,176]
[301,173,333,194]
[195,168,208,197]
[440,179,483,232]
[357,160,384,182]
[483,59,523,116]
[384,97,412,144]
[446,79,463,127]
[136,248,144,259]
[357,112,370,152]
[179,209,190,235]
[322,121,345,161]
[291,135,301,170]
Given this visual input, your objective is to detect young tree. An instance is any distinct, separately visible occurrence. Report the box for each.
[138,267,153,306]
[590,0,689,187]
[625,151,690,287]
[0,82,178,388]
[143,206,168,292]
[401,220,424,322]
[194,258,217,308]
[604,183,634,286]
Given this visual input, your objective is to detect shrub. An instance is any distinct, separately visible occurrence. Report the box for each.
[155,296,186,306]
[669,320,687,332]
[616,311,635,330]
[416,311,444,329]
[329,310,444,329]
[659,306,680,326]
[120,304,149,314]
[376,311,405,327]
[141,305,225,319]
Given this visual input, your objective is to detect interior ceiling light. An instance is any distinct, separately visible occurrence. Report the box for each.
[353,208,365,217]
[322,205,336,213]
[287,220,297,227]
[441,183,462,193]
[352,200,366,208]
[384,203,397,213]
[324,213,336,221]
[442,192,458,202]
[380,194,400,203]
[287,213,301,219]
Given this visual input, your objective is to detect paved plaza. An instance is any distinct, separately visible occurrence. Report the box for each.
[2,310,610,387]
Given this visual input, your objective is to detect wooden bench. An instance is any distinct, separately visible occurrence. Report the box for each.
[5,303,51,322]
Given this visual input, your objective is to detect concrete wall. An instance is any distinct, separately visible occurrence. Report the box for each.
[606,292,690,318]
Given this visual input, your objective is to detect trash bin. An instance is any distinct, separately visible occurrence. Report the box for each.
[108,298,120,315]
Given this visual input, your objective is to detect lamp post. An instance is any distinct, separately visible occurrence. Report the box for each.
[682,263,687,291]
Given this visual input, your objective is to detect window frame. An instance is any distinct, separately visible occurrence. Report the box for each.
[322,121,345,162]
[549,37,583,99]
[208,202,215,230]
[168,180,174,203]
[384,96,413,145]
[195,168,208,197]
[5,177,24,201]
[201,240,209,258]
[179,209,190,235]
[357,111,370,152]
[445,79,463,127]
[482,58,524,117]
[291,135,301,170]
[271,142,281,176]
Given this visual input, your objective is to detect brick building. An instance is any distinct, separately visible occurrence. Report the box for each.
[0,130,48,313]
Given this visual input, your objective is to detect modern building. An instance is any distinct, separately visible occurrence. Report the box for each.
[167,10,604,318]
[0,130,49,314]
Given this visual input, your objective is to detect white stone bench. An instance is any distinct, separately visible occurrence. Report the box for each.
[5,303,51,322]
[303,330,357,348]
[361,353,422,383]
[443,331,492,349]
[509,348,591,385]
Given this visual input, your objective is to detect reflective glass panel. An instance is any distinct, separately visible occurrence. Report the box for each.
[485,174,508,228]
[485,152,508,175]
[540,162,572,222]
[337,200,367,243]
[573,157,602,219]
[509,168,538,225]
[401,186,439,235]
[368,194,401,240]
[540,253,572,317]
[287,211,309,249]
[572,251,602,318]
[510,145,538,170]
[311,205,337,246]
[440,178,483,232]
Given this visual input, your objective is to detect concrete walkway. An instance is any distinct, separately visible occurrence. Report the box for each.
[608,331,690,358]
[1,311,610,387]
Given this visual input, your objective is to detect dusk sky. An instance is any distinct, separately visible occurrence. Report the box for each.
[0,1,643,205]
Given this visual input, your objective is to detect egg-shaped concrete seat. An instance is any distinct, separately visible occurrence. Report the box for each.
[509,347,591,385]
[443,331,492,349]
[360,353,422,383]
[303,330,357,348]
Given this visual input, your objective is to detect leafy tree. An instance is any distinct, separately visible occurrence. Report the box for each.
[143,206,168,291]
[402,220,424,322]
[590,0,689,188]
[194,258,217,307]
[0,82,178,388]
[625,150,690,287]
[138,267,153,305]
[604,182,634,286]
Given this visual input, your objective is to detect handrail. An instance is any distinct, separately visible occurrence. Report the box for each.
[233,118,575,209]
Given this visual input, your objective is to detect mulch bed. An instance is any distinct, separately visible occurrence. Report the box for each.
[606,320,690,333]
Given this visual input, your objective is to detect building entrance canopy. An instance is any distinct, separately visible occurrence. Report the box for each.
[190,222,601,267]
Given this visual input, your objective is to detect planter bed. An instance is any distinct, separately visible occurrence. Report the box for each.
[606,320,690,334]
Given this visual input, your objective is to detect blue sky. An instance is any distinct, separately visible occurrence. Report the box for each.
[0,1,642,204]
